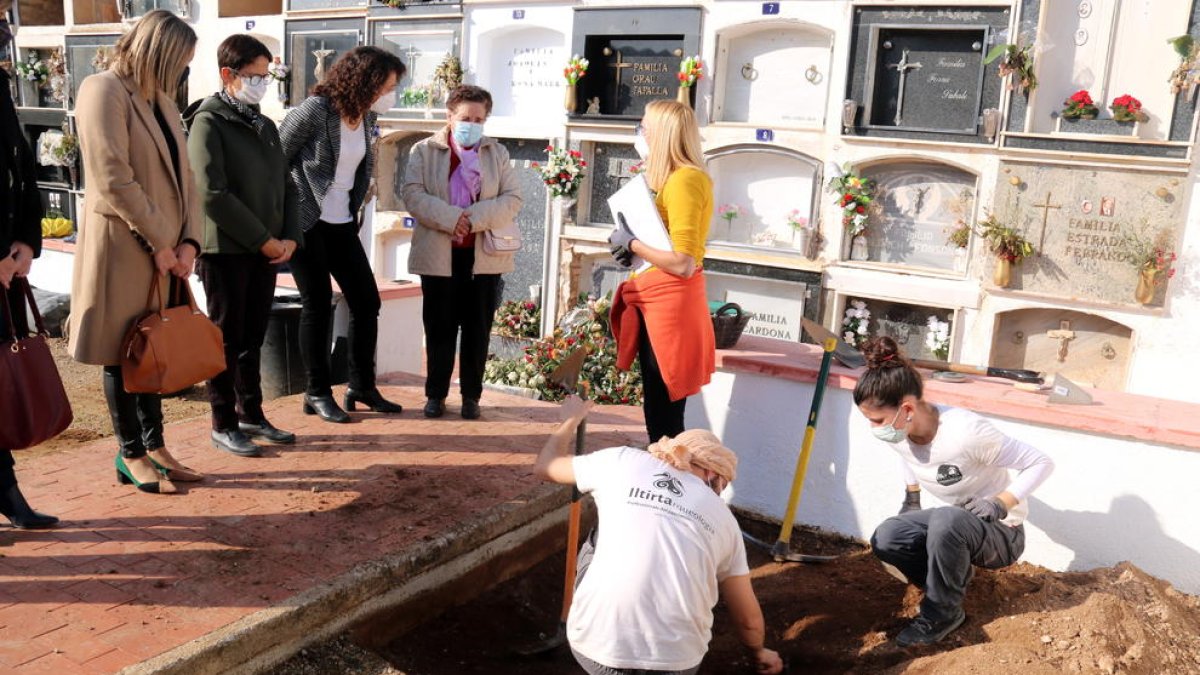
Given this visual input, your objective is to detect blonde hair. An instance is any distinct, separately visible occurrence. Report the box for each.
[642,99,708,193]
[648,429,738,483]
[110,10,197,101]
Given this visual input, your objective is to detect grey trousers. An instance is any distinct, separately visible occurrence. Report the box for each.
[870,506,1025,623]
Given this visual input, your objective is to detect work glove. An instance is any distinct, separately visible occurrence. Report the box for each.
[608,214,637,265]
[898,490,921,515]
[958,496,1008,523]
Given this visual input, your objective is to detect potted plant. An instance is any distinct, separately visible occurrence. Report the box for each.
[925,315,951,361]
[431,54,463,105]
[532,144,587,224]
[976,213,1034,288]
[676,55,703,107]
[1125,230,1177,304]
[563,55,588,114]
[1110,94,1149,124]
[826,162,875,261]
[1061,89,1099,119]
[984,43,1038,94]
[268,57,290,105]
[1168,35,1200,95]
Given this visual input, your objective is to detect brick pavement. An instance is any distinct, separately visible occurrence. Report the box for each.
[2,374,646,674]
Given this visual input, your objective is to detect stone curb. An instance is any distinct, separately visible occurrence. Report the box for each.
[118,482,572,675]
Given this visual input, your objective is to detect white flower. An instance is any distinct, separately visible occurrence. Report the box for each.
[857,323,868,335]
[844,331,855,343]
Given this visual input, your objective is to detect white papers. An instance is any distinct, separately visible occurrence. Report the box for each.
[606,175,672,273]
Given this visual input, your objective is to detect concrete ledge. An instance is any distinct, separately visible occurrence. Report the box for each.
[120,482,573,675]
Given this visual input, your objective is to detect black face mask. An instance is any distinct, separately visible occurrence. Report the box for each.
[178,66,190,90]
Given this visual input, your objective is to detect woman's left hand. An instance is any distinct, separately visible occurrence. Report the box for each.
[171,243,197,278]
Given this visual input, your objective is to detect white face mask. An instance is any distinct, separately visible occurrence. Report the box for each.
[634,134,650,160]
[234,80,268,105]
[370,91,396,114]
[871,407,908,444]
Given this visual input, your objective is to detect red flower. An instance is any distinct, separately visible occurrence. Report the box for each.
[856,206,865,214]
[580,161,587,167]
[1112,94,1142,111]
[677,72,687,82]
[1069,90,1093,105]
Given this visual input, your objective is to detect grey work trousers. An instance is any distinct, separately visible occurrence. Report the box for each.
[870,506,1025,623]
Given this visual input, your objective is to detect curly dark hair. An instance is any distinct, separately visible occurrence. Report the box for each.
[312,46,406,120]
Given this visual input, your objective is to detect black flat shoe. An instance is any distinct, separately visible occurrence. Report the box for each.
[303,394,351,424]
[423,398,446,418]
[211,430,261,457]
[344,388,403,414]
[461,398,481,420]
[0,484,58,529]
[239,420,297,445]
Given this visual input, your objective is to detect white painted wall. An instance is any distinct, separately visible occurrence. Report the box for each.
[689,369,1200,595]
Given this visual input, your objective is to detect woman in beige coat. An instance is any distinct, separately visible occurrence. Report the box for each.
[69,10,203,494]
[402,85,521,421]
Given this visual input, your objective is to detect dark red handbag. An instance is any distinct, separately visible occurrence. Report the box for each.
[0,278,73,449]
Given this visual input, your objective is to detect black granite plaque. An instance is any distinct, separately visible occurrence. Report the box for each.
[865,28,988,133]
[498,139,551,305]
[587,142,640,226]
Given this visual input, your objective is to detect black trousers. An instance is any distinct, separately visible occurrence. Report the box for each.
[288,220,381,397]
[102,366,164,458]
[637,311,686,443]
[197,254,278,431]
[871,506,1025,622]
[420,247,501,401]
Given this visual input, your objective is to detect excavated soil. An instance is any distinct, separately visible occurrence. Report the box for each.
[344,518,1200,675]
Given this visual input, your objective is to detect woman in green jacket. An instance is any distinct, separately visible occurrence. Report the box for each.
[185,35,301,459]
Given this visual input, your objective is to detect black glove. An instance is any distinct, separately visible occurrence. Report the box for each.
[608,214,637,260]
[899,490,921,515]
[958,496,1008,523]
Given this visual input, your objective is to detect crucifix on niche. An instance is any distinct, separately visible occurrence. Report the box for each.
[579,36,686,117]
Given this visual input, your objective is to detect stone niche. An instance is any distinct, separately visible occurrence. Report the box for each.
[846,295,956,362]
[991,308,1132,391]
[17,0,65,26]
[571,7,703,119]
[992,162,1184,307]
[713,21,832,127]
[707,145,820,255]
[64,33,120,108]
[860,161,976,273]
[285,18,363,107]
[495,139,552,305]
[586,141,641,226]
[371,14,462,114]
[475,25,566,120]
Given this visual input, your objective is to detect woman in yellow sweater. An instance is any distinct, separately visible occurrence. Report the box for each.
[609,99,716,442]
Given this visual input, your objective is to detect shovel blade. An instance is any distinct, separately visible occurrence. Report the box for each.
[801,318,866,369]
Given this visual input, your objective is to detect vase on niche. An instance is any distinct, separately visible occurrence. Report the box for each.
[676,85,691,107]
[564,83,577,114]
[557,195,577,226]
[276,81,288,105]
[849,235,869,261]
[1134,268,1157,304]
[953,247,968,273]
[793,228,813,257]
[993,257,1013,288]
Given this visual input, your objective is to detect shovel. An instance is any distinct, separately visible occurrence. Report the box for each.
[515,346,589,656]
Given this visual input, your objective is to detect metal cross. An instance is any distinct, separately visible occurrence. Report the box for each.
[1047,320,1076,362]
[888,49,923,126]
[1032,191,1062,255]
[608,47,634,100]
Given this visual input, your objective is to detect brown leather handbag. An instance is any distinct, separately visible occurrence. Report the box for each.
[120,273,225,394]
[0,278,73,449]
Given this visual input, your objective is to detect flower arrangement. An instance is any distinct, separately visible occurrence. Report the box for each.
[1169,35,1200,95]
[1110,94,1148,123]
[493,300,542,339]
[400,86,429,108]
[484,295,643,405]
[1125,229,1178,283]
[46,49,67,103]
[786,209,810,231]
[842,300,871,348]
[532,144,587,198]
[826,163,875,237]
[91,47,114,73]
[564,55,589,85]
[37,129,78,167]
[677,56,703,88]
[925,316,951,361]
[40,209,73,238]
[268,57,290,83]
[984,43,1038,93]
[976,213,1034,262]
[432,54,463,94]
[718,203,741,229]
[378,0,408,8]
[1061,90,1099,119]
[946,220,972,249]
[628,161,645,176]
[15,55,49,86]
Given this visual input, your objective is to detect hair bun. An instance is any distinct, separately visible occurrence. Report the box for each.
[861,336,906,370]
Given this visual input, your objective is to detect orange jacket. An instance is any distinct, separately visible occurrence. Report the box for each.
[610,268,715,401]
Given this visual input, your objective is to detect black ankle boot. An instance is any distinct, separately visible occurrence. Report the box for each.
[344,388,403,414]
[303,394,351,424]
[0,484,59,529]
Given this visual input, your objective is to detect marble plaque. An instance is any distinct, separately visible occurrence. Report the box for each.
[865,163,975,271]
[725,289,803,342]
[992,308,1131,391]
[993,163,1184,305]
[718,26,831,126]
[865,27,988,133]
[483,28,565,118]
[498,139,552,305]
[588,142,640,226]
[582,36,683,117]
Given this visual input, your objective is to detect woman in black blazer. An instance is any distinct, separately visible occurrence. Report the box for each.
[279,46,406,423]
[0,20,57,528]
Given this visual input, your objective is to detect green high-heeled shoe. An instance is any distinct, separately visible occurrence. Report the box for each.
[115,454,177,494]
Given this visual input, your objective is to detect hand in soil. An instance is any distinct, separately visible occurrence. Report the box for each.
[755,647,783,674]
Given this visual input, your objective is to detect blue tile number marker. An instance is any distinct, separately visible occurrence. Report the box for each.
[513,9,525,19]
[762,2,780,15]
[403,216,416,229]
[756,129,774,142]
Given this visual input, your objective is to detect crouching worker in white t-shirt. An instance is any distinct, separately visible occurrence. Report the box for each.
[534,395,784,675]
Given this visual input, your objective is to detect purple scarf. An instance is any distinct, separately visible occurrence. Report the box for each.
[449,137,481,208]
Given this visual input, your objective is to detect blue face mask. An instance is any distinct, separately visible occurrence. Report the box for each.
[871,407,908,443]
[453,121,484,148]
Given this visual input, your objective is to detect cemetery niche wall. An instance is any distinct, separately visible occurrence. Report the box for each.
[706,145,820,256]
[570,7,702,119]
[285,18,363,108]
[369,9,462,116]
[475,25,565,120]
[991,162,1183,308]
[712,21,832,127]
[859,161,976,273]
[991,308,1132,391]
[844,6,1009,144]
[703,262,822,344]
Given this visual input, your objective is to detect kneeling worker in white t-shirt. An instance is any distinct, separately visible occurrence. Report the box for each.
[534,396,784,675]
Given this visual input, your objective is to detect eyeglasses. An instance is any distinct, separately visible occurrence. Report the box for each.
[235,71,270,87]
